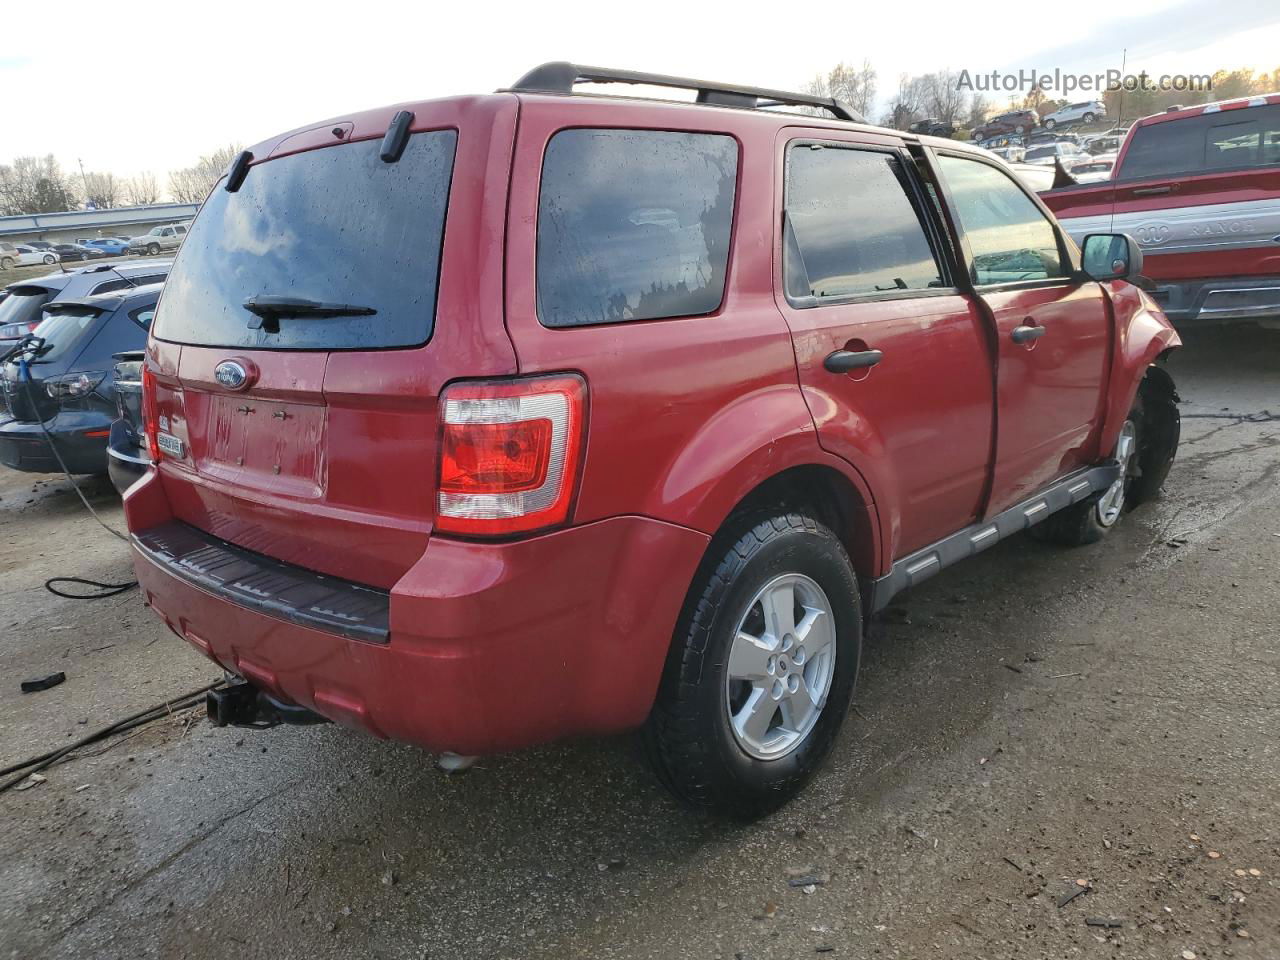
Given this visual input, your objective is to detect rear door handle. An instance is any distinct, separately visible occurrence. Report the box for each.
[1011,324,1047,344]
[824,349,883,373]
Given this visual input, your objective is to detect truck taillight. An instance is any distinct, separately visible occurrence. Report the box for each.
[436,374,586,536]
[141,363,161,462]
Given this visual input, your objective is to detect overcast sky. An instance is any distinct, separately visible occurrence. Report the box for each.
[4,0,1278,183]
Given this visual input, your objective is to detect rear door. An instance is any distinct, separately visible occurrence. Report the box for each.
[776,131,995,559]
[932,150,1111,514]
[147,97,519,589]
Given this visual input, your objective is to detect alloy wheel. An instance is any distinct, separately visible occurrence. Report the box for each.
[725,573,838,761]
[1097,420,1137,527]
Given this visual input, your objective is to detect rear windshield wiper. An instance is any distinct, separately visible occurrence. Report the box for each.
[242,295,376,330]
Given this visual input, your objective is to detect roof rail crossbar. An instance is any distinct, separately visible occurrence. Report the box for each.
[509,61,864,123]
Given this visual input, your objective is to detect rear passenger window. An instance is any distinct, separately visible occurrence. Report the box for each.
[784,146,943,302]
[537,129,738,328]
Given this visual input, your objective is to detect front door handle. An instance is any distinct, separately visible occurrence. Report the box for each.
[824,349,883,373]
[1010,324,1046,344]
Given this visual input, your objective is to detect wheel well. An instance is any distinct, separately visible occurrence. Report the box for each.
[721,465,876,579]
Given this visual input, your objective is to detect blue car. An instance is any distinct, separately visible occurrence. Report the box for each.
[80,237,131,257]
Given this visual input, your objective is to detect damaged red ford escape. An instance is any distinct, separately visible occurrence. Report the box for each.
[126,63,1181,818]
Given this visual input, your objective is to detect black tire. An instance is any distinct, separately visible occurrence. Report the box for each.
[42,254,56,264]
[147,243,160,256]
[642,510,862,819]
[1083,112,1096,124]
[1015,124,1026,134]
[1044,118,1057,129]
[1033,370,1179,546]
[0,256,13,270]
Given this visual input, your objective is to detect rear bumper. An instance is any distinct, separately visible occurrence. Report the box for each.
[125,469,709,755]
[0,412,111,474]
[1151,277,1280,324]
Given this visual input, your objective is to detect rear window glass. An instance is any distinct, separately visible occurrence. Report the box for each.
[537,129,738,328]
[1121,103,1280,180]
[0,287,54,329]
[154,130,457,350]
[31,307,104,364]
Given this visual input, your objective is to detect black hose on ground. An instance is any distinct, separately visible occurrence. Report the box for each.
[0,680,222,794]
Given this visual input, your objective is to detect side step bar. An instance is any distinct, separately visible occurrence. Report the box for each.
[865,461,1120,614]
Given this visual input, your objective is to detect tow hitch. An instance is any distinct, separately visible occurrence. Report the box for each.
[206,681,329,729]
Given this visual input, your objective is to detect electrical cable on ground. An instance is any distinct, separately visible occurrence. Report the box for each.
[0,681,223,794]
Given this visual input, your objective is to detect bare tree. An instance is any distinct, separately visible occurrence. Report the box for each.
[82,171,120,209]
[882,73,927,130]
[920,69,968,124]
[966,94,991,129]
[0,155,77,216]
[804,60,878,119]
[167,144,243,205]
[122,173,161,206]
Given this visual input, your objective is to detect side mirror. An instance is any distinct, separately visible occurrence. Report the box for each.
[1080,232,1144,282]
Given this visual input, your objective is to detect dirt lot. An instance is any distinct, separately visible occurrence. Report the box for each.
[1,326,1277,960]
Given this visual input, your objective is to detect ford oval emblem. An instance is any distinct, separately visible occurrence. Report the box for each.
[214,360,249,390]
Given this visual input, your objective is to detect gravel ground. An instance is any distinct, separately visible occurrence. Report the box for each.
[1,325,1277,960]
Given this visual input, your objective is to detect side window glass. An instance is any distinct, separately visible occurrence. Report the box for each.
[784,145,943,301]
[536,129,738,328]
[130,307,156,329]
[936,155,1066,284]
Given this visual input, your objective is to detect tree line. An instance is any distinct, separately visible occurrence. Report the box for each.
[0,144,241,218]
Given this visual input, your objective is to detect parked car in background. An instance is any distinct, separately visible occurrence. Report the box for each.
[1043,92,1280,325]
[0,242,18,270]
[972,109,1038,140]
[126,62,1181,818]
[0,283,161,475]
[1027,131,1079,146]
[14,245,59,266]
[1084,135,1122,155]
[0,262,172,380]
[107,349,148,492]
[127,222,190,256]
[1005,161,1057,191]
[1069,155,1117,183]
[23,240,55,252]
[987,144,1026,162]
[78,237,131,257]
[1042,101,1106,129]
[909,117,956,137]
[52,242,107,262]
[1023,141,1088,167]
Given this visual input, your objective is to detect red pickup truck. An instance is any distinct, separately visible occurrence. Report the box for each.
[1043,93,1280,325]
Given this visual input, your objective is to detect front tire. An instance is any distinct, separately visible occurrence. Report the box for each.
[642,510,861,819]
[1044,118,1057,129]
[0,257,12,270]
[147,243,160,256]
[42,254,56,264]
[1083,112,1096,124]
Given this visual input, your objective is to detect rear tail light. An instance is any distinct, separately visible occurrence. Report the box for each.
[141,363,160,462]
[436,374,586,536]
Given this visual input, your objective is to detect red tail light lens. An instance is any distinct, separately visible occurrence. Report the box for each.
[436,374,586,536]
[141,363,161,462]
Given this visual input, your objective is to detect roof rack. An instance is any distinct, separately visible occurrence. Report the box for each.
[509,61,864,123]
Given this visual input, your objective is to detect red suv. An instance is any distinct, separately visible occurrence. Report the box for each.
[972,109,1040,141]
[126,63,1181,818]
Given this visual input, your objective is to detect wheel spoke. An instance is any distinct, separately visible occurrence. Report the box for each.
[779,682,817,733]
[795,607,833,658]
[733,686,777,745]
[761,582,797,641]
[727,631,773,681]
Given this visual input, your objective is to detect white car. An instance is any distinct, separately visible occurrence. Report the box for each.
[1042,100,1107,129]
[987,145,1026,162]
[1070,154,1117,184]
[1023,142,1088,166]
[14,244,59,266]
